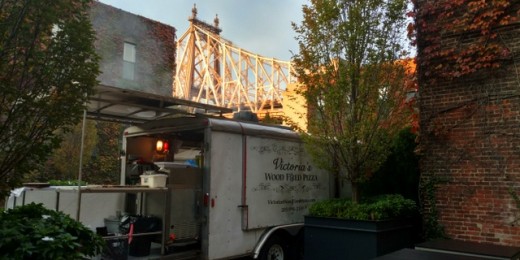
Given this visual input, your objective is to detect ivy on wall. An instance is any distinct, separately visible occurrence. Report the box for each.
[411,0,520,241]
[145,19,176,80]
[411,0,518,82]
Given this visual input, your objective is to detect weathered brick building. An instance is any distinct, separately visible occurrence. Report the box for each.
[89,2,176,96]
[417,1,520,245]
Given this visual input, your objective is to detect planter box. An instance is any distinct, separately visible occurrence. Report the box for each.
[304,216,414,260]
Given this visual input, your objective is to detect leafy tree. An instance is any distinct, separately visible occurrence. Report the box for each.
[24,120,123,185]
[47,120,98,181]
[0,0,99,196]
[23,122,97,183]
[292,0,413,202]
[83,121,123,184]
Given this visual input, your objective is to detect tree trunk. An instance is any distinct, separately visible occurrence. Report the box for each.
[334,173,341,198]
[351,182,360,203]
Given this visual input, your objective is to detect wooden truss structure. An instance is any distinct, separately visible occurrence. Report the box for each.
[173,5,295,113]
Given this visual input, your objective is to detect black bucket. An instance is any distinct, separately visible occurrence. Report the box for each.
[120,215,162,257]
[128,237,152,257]
[103,238,128,260]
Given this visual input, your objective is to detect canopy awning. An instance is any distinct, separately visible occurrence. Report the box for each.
[76,84,233,220]
[87,85,233,124]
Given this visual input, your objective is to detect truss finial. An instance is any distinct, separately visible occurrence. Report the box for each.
[191,4,197,19]
[214,14,219,28]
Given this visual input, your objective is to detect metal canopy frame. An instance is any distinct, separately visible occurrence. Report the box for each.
[87,85,233,124]
[76,85,232,220]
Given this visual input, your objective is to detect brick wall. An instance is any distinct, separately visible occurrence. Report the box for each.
[89,2,176,96]
[417,1,520,245]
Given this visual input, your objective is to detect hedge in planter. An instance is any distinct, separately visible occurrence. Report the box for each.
[309,194,417,220]
[304,194,417,260]
[0,203,105,259]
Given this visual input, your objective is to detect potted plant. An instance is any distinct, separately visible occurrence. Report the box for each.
[0,203,105,259]
[304,194,417,260]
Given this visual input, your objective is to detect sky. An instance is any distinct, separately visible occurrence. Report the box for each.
[98,0,308,61]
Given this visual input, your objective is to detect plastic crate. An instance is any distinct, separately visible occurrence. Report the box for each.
[139,174,167,188]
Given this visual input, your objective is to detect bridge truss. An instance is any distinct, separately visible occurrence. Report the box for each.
[173,6,296,113]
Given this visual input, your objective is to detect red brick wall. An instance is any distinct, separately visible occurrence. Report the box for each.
[417,1,520,245]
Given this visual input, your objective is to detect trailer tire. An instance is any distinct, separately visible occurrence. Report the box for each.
[259,235,288,260]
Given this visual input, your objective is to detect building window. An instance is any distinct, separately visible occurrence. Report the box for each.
[123,42,136,80]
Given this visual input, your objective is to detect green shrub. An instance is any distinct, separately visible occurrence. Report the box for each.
[309,194,417,221]
[360,129,420,203]
[0,203,105,259]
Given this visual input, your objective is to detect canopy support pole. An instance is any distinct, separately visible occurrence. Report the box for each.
[76,108,88,221]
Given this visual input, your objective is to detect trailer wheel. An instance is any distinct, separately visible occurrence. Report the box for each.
[259,235,287,260]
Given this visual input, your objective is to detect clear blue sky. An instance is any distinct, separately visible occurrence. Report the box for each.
[98,0,308,61]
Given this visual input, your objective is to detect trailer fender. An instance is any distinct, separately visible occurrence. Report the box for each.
[253,223,303,259]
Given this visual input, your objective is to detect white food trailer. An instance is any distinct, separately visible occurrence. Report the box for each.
[6,85,335,260]
[122,115,332,259]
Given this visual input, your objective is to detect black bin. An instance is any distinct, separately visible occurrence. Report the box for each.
[103,238,128,260]
[96,227,128,260]
[120,215,162,257]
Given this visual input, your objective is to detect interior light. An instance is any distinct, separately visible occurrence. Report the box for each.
[156,140,164,152]
[156,139,170,153]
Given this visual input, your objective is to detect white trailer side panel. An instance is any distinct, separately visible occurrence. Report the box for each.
[245,136,330,229]
[6,187,124,229]
[208,131,262,259]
